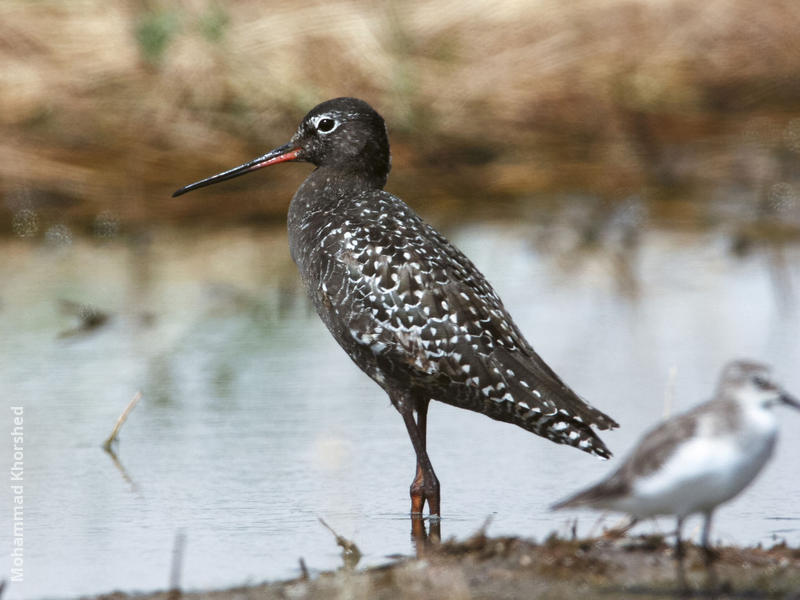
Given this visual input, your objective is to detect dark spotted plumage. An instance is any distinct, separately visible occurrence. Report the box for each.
[291,178,616,453]
[174,97,618,517]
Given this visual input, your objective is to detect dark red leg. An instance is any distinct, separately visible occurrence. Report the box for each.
[410,397,431,514]
[395,393,440,517]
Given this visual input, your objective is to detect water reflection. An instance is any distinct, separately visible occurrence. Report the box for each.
[0,218,798,599]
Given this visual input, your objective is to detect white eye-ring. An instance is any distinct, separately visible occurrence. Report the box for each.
[313,115,340,134]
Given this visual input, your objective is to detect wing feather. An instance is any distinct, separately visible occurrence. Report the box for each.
[317,194,616,456]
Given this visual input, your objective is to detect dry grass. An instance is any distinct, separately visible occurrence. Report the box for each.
[3,0,800,233]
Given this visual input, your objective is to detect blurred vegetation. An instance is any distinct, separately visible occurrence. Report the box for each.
[2,0,800,239]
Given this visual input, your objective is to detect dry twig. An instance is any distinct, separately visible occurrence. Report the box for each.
[102,391,142,452]
[319,517,362,570]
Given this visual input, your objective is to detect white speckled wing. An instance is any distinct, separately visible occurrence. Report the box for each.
[314,190,615,457]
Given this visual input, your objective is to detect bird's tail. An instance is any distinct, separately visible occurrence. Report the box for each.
[528,411,614,459]
[551,471,627,510]
[492,348,618,458]
[551,489,597,511]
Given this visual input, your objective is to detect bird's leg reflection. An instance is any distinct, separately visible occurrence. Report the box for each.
[673,516,689,592]
[700,510,720,592]
[411,515,441,555]
[674,557,688,594]
[700,510,720,566]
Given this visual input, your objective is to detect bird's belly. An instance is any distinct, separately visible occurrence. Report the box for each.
[625,433,776,517]
[305,275,402,392]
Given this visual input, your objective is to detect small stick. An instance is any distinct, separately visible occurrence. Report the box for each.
[105,446,138,492]
[103,391,142,452]
[476,514,493,537]
[319,518,361,569]
[298,557,309,580]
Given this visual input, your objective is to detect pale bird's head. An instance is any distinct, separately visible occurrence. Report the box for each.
[718,359,799,410]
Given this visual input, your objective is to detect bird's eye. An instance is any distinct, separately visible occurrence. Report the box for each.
[753,375,773,390]
[317,118,337,133]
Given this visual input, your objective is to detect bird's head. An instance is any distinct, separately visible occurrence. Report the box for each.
[718,360,799,410]
[173,97,390,198]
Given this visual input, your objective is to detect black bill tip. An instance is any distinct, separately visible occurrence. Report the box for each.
[171,144,301,198]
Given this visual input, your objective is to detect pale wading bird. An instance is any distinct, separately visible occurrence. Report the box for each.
[173,97,618,518]
[553,360,799,560]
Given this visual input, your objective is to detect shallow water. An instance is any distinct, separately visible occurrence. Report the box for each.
[1,220,799,599]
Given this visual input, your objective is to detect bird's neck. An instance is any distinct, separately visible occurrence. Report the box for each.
[292,166,384,210]
[287,166,384,262]
[714,393,778,438]
[329,159,389,191]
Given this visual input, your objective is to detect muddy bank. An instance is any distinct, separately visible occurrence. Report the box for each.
[87,533,800,600]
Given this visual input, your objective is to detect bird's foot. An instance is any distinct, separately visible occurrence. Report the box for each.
[702,545,720,566]
[674,540,686,561]
[410,476,440,518]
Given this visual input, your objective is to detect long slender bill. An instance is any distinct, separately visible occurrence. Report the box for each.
[780,392,800,410]
[172,142,301,197]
